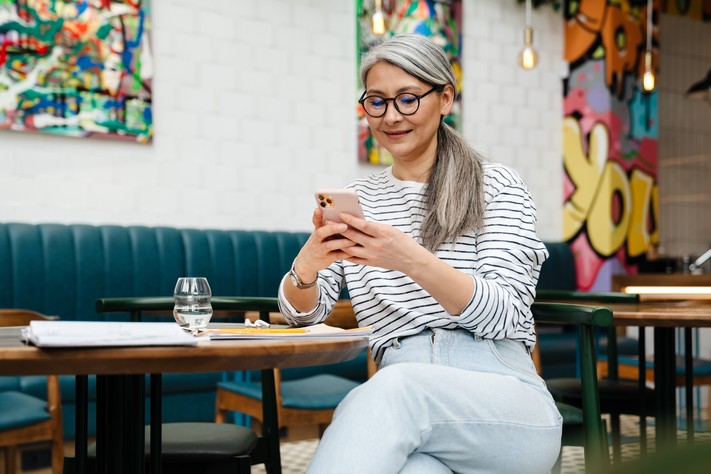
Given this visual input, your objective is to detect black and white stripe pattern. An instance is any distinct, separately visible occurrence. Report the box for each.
[279,162,549,363]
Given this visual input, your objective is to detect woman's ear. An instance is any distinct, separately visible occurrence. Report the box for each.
[439,84,455,116]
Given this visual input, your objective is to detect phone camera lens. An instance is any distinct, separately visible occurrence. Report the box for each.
[319,202,326,208]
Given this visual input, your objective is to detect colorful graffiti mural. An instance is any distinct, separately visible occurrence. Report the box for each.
[0,0,152,143]
[356,0,462,165]
[563,0,659,290]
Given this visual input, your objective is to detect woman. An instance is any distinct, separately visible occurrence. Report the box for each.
[278,34,562,474]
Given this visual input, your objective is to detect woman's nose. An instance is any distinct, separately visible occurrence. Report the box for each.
[382,102,403,123]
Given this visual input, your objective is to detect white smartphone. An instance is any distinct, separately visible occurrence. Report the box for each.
[314,189,365,224]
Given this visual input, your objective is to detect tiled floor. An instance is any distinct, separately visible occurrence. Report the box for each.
[253,415,711,474]
[12,415,710,473]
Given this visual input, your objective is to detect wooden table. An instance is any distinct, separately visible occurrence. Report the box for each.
[0,325,368,474]
[600,300,711,447]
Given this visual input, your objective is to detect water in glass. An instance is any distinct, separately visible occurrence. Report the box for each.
[173,277,213,332]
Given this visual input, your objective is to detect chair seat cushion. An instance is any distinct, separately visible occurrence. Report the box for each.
[547,377,655,416]
[557,401,583,426]
[20,372,223,403]
[614,355,711,376]
[281,374,360,409]
[557,401,585,447]
[0,391,51,430]
[219,374,361,410]
[88,422,258,461]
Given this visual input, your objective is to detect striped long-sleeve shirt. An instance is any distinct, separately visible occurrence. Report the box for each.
[278,161,549,363]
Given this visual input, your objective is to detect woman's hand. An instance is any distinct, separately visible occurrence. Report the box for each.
[337,213,429,275]
[292,207,359,283]
[338,213,474,316]
[283,207,359,313]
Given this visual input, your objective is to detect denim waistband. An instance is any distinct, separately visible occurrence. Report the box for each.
[380,328,547,391]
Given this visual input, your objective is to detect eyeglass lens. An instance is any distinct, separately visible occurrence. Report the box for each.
[363,93,420,117]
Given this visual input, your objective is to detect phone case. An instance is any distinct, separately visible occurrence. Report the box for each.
[315,189,364,223]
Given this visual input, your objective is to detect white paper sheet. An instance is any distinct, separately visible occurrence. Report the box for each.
[22,321,198,347]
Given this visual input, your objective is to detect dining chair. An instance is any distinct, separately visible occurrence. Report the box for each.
[215,363,362,438]
[214,303,366,438]
[531,302,612,471]
[0,309,64,474]
[92,296,285,474]
[532,334,592,472]
[598,354,711,432]
[535,290,656,463]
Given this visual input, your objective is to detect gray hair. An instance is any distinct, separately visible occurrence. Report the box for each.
[360,34,485,251]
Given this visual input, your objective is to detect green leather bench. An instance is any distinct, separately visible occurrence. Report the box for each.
[0,223,367,438]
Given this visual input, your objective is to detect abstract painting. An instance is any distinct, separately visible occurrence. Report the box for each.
[0,0,152,143]
[356,0,462,165]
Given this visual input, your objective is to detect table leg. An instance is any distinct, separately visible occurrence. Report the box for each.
[684,328,694,442]
[654,327,677,448]
[638,327,647,456]
[150,374,162,474]
[96,375,146,474]
[261,369,282,474]
[75,375,88,474]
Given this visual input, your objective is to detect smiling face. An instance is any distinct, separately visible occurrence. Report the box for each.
[363,62,454,175]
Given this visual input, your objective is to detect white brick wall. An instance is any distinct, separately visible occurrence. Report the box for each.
[0,0,563,240]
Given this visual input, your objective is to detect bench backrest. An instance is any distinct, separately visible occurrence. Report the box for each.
[0,223,309,321]
[537,241,577,291]
[1,222,574,320]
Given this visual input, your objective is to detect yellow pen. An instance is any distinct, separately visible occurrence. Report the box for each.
[206,328,308,335]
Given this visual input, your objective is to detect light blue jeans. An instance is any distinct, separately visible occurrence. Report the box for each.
[307,328,562,474]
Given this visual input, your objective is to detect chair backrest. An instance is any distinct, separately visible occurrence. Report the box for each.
[0,309,64,473]
[0,312,62,412]
[531,302,612,470]
[0,309,54,327]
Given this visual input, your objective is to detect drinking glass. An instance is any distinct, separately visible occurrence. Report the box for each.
[173,277,213,332]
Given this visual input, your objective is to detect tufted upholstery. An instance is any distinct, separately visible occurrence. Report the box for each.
[0,223,310,319]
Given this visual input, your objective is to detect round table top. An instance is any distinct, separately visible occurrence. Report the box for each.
[606,300,711,328]
[0,326,369,376]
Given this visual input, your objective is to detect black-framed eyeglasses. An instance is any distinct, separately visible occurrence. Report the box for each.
[358,86,442,118]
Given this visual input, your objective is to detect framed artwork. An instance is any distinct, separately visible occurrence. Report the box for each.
[0,0,153,143]
[356,0,462,164]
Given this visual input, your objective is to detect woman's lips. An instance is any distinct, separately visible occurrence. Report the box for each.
[383,130,411,140]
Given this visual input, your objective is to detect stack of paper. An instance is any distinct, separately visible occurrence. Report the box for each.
[205,324,373,340]
[22,321,197,347]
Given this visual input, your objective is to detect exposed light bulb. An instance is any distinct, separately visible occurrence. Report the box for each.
[372,9,385,35]
[642,68,656,92]
[372,0,385,35]
[641,0,655,92]
[518,27,538,70]
[642,50,655,92]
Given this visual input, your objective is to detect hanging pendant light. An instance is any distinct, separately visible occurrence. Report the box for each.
[372,0,386,36]
[641,0,656,92]
[518,0,538,70]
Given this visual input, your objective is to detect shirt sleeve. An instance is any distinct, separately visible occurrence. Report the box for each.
[452,179,548,339]
[277,259,346,327]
